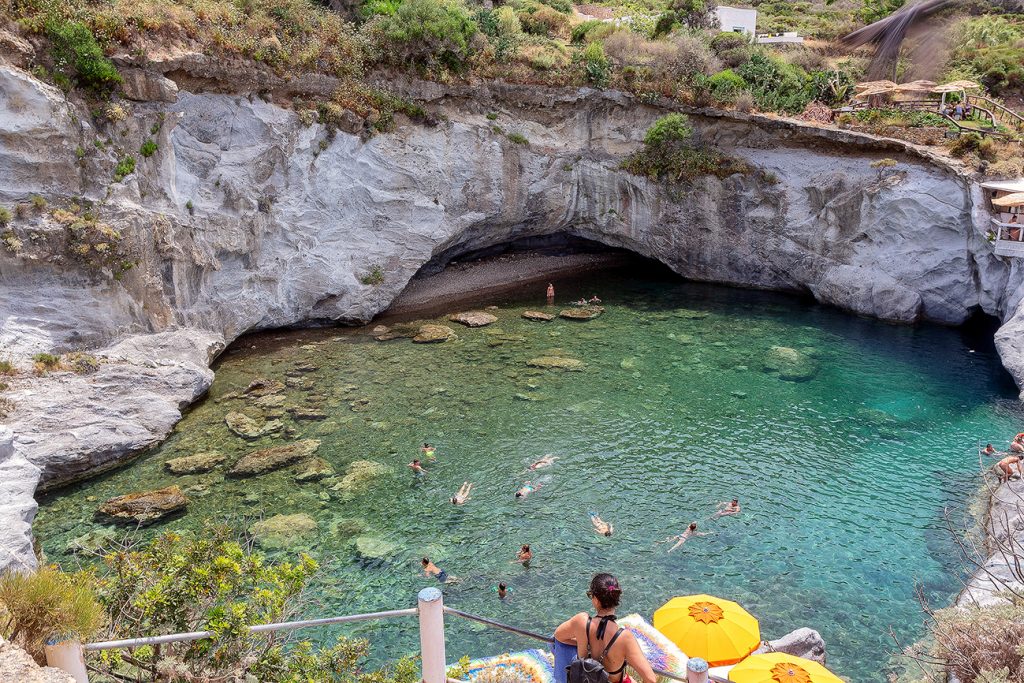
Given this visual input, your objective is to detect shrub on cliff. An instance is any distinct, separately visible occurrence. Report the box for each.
[368,0,479,71]
[44,18,121,93]
[0,566,105,662]
[735,52,812,114]
[621,113,749,183]
[707,69,746,105]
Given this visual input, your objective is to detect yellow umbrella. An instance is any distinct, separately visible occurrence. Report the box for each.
[729,653,845,683]
[992,192,1024,207]
[652,594,760,667]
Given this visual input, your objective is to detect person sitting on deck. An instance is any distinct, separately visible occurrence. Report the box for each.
[451,481,473,505]
[552,573,658,683]
[996,455,1024,482]
[590,513,614,537]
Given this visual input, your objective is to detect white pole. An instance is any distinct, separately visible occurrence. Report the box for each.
[45,638,89,683]
[418,587,446,683]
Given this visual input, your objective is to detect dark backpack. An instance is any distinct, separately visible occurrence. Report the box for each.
[566,617,625,683]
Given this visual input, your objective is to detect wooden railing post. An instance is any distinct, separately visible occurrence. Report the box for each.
[418,588,446,683]
[45,637,89,682]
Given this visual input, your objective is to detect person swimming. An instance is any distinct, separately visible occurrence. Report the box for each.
[451,481,473,505]
[408,459,426,475]
[712,499,741,518]
[421,443,437,461]
[515,482,540,498]
[590,513,614,537]
[666,523,710,552]
[514,544,532,566]
[528,455,558,471]
[982,443,1003,457]
[589,295,602,303]
[421,557,452,583]
[575,298,588,306]
[494,582,513,600]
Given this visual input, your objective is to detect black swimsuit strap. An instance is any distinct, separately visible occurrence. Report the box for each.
[595,613,617,640]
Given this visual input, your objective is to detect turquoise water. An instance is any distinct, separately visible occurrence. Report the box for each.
[36,267,1022,681]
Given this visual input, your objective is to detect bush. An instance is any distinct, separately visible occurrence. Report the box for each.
[360,266,385,285]
[734,90,755,112]
[507,132,529,145]
[581,41,610,86]
[809,68,854,106]
[0,360,14,375]
[709,31,748,53]
[602,30,677,67]
[0,207,10,227]
[44,19,121,93]
[735,52,811,114]
[571,19,603,43]
[139,139,158,158]
[623,113,749,184]
[979,137,999,162]
[951,132,983,158]
[519,5,569,37]
[707,69,746,104]
[30,195,47,210]
[644,113,694,146]
[0,566,105,661]
[494,6,523,38]
[658,33,720,84]
[113,155,136,181]
[32,353,61,368]
[370,0,479,71]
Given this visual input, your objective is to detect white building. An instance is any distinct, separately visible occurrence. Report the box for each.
[715,6,757,38]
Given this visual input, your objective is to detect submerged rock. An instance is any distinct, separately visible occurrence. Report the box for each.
[449,311,498,327]
[250,513,318,549]
[164,451,225,475]
[331,460,393,499]
[559,307,603,321]
[527,356,586,371]
[522,310,554,322]
[253,394,286,411]
[674,309,710,319]
[243,378,285,397]
[353,535,398,561]
[288,406,327,421]
[229,439,321,477]
[331,517,368,539]
[763,346,819,382]
[413,324,456,343]
[295,457,334,483]
[225,411,282,439]
[66,527,117,555]
[97,486,188,524]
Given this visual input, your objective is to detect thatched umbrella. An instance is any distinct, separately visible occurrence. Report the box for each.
[894,79,937,92]
[945,79,982,91]
[992,193,1024,208]
[854,79,897,92]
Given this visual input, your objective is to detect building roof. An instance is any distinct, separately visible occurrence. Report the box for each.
[981,179,1024,193]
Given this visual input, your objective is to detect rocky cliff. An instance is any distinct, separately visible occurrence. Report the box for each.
[1,63,1023,571]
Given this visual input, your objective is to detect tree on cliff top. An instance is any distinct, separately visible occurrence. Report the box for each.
[368,0,479,71]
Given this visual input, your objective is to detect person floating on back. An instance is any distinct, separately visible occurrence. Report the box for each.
[529,455,558,471]
[666,522,710,552]
[590,513,614,537]
[451,481,473,505]
[712,499,741,518]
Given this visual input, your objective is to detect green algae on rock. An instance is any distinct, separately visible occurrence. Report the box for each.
[250,513,318,549]
[164,451,225,475]
[353,535,398,562]
[527,356,586,371]
[522,310,555,321]
[97,485,188,524]
[450,311,498,327]
[228,439,321,477]
[559,307,603,320]
[413,324,457,343]
[294,457,334,483]
[331,460,393,500]
[763,346,820,382]
[224,411,282,439]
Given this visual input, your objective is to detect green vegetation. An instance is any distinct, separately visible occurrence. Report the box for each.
[951,132,983,158]
[622,113,748,183]
[859,0,905,25]
[44,18,121,92]
[945,15,1024,95]
[0,207,10,227]
[139,138,158,158]
[30,195,47,210]
[0,566,105,661]
[507,131,530,145]
[735,53,811,115]
[113,155,136,181]
[0,360,15,375]
[360,265,386,285]
[65,352,99,374]
[580,41,610,86]
[370,0,479,71]
[50,203,127,273]
[707,68,746,104]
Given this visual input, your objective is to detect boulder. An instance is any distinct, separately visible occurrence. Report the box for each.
[449,311,498,327]
[522,310,555,322]
[229,439,321,477]
[164,451,225,474]
[527,356,586,371]
[118,67,179,103]
[754,628,827,665]
[253,394,286,411]
[763,346,819,382]
[353,535,398,561]
[249,513,318,549]
[0,635,76,683]
[225,411,282,439]
[97,485,188,524]
[242,377,285,397]
[559,307,603,321]
[413,324,456,343]
[331,460,393,499]
[295,457,334,482]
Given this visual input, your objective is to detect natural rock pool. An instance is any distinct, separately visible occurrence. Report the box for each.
[35,265,1021,681]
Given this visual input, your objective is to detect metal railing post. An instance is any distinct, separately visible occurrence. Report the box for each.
[45,637,89,683]
[418,588,446,683]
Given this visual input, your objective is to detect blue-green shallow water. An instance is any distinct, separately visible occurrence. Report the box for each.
[35,268,1024,681]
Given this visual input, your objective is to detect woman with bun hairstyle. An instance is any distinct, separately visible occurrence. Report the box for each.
[551,573,657,683]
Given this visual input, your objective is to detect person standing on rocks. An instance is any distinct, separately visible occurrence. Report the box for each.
[996,454,1024,482]
[547,283,555,305]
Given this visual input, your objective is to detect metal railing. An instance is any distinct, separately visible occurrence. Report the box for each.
[47,590,730,683]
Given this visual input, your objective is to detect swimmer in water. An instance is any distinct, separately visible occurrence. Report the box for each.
[408,459,426,475]
[528,455,558,471]
[494,582,512,600]
[712,499,741,518]
[982,444,1001,457]
[589,295,602,304]
[515,482,540,498]
[590,513,614,537]
[575,298,588,306]
[421,443,437,461]
[667,523,710,553]
[421,557,455,583]
[514,544,532,566]
[451,481,473,505]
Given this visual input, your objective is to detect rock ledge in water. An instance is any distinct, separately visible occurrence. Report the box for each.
[527,356,586,371]
[229,439,321,477]
[413,324,456,343]
[559,307,604,321]
[250,513,318,549]
[331,460,393,499]
[353,535,398,561]
[164,451,225,474]
[225,411,282,439]
[522,310,555,322]
[763,346,819,382]
[449,311,498,327]
[98,485,188,524]
[295,457,334,483]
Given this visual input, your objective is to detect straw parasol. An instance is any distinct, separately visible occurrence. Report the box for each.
[653,595,761,667]
[992,192,1024,208]
[853,87,894,100]
[854,79,897,92]
[728,652,844,683]
[894,79,936,93]
[945,79,982,91]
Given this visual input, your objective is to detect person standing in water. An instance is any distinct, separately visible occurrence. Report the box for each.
[515,544,533,566]
[552,573,657,683]
[590,513,614,537]
[666,523,710,552]
[494,582,512,600]
[713,499,741,518]
[421,557,454,583]
[408,459,426,476]
[421,443,437,461]
[547,283,555,305]
[451,481,473,505]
